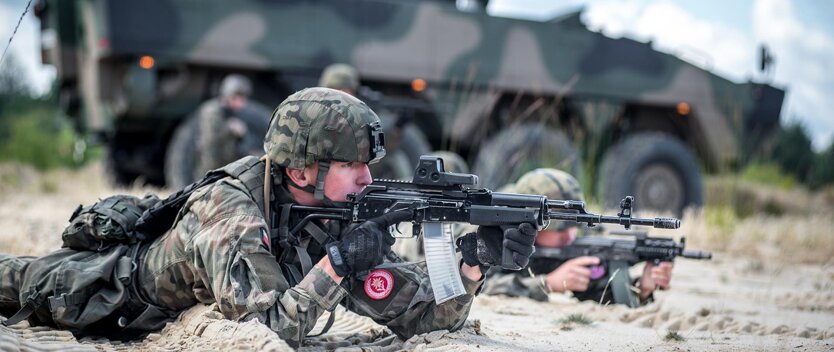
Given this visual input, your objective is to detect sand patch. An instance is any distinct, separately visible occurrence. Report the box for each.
[2,163,834,350]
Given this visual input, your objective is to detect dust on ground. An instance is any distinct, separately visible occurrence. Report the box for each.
[0,163,832,351]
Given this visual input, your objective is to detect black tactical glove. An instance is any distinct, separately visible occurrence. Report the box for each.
[326,210,411,277]
[457,223,537,271]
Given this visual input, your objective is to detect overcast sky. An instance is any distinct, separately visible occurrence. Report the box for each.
[2,0,833,150]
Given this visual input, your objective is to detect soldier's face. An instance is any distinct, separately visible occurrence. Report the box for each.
[225,95,247,111]
[319,161,373,201]
[535,227,577,248]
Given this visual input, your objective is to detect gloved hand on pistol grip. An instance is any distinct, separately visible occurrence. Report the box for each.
[326,210,411,277]
[456,222,537,271]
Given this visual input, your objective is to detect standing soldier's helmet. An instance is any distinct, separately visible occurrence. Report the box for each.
[318,64,360,92]
[264,87,385,201]
[220,74,253,98]
[514,168,584,231]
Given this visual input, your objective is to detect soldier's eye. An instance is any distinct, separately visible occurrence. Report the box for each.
[343,162,355,168]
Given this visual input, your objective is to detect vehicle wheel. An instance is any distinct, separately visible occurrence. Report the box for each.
[164,116,199,189]
[472,124,581,189]
[596,132,703,216]
[104,148,136,187]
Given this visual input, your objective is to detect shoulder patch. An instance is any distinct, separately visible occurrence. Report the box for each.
[260,227,271,252]
[364,269,394,300]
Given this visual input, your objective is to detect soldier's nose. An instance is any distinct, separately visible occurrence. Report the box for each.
[357,164,372,186]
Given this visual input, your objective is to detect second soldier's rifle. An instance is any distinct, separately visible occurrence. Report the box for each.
[284,156,682,304]
[529,231,712,307]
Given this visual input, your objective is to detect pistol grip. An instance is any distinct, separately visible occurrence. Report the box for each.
[499,225,521,270]
[502,254,521,270]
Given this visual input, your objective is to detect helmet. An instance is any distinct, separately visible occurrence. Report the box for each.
[514,168,584,231]
[264,87,385,200]
[220,74,252,98]
[318,64,360,92]
[429,150,470,174]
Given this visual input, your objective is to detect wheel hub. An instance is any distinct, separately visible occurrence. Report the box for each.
[633,163,684,213]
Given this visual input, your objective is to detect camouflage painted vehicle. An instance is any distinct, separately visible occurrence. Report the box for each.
[36,0,784,214]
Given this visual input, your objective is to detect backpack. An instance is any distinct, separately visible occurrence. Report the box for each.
[2,156,268,334]
[60,156,268,252]
[61,194,161,251]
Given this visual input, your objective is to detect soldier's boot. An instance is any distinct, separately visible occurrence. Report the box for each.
[0,253,34,317]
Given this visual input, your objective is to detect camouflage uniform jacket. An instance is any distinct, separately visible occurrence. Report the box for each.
[482,252,651,306]
[137,175,483,347]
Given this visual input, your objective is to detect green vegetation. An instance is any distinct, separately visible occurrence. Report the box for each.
[809,143,834,189]
[703,204,738,237]
[559,313,593,325]
[0,54,95,171]
[757,120,834,190]
[664,330,685,342]
[768,121,814,184]
[740,163,796,190]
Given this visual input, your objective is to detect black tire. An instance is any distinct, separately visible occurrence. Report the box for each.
[164,116,199,189]
[104,148,136,187]
[596,132,703,216]
[472,124,582,189]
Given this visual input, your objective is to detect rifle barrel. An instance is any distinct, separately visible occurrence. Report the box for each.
[681,249,712,260]
[549,212,681,229]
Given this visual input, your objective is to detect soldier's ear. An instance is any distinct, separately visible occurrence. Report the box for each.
[285,167,311,187]
[286,162,321,187]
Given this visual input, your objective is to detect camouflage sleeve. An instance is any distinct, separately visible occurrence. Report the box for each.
[185,180,346,348]
[340,252,483,339]
[481,270,549,302]
[196,101,235,177]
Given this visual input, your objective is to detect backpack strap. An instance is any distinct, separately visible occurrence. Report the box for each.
[219,156,266,216]
[1,291,43,327]
[135,156,267,239]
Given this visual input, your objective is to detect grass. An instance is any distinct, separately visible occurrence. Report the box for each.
[559,313,593,326]
[740,163,797,190]
[664,330,685,342]
[676,176,834,265]
[0,101,103,175]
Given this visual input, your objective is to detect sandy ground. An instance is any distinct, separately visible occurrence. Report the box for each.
[0,163,833,351]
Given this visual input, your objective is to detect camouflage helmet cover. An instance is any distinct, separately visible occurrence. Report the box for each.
[264,87,385,169]
[513,168,584,231]
[318,63,360,91]
[220,74,252,98]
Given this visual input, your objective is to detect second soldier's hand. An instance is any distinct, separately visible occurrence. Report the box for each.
[638,261,673,299]
[227,117,248,137]
[544,256,600,293]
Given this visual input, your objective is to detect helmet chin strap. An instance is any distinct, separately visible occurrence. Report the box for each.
[313,161,330,200]
[286,160,350,207]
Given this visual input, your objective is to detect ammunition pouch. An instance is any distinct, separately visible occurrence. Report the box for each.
[61,194,161,251]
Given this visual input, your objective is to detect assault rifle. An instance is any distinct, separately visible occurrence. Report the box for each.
[529,231,712,307]
[285,156,682,304]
